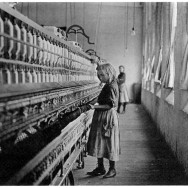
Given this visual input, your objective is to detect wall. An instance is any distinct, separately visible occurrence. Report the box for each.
[15,2,143,101]
[142,2,188,175]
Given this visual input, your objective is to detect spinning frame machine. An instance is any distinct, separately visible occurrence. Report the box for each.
[0,3,101,185]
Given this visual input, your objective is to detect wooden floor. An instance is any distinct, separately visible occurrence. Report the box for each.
[73,104,188,185]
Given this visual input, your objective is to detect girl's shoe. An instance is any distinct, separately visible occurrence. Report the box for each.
[87,166,106,176]
[103,168,116,178]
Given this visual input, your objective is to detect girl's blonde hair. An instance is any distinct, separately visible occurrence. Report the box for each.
[96,63,116,83]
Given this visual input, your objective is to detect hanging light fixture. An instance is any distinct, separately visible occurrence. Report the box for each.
[124,2,128,53]
[131,2,136,36]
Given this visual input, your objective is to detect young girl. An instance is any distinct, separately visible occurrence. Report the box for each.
[117,65,129,113]
[87,63,120,178]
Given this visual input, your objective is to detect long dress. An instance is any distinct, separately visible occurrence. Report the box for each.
[87,79,120,161]
[117,72,129,103]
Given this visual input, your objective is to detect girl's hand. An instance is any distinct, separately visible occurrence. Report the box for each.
[89,104,95,109]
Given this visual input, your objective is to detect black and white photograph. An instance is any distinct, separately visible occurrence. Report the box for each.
[0,1,188,186]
